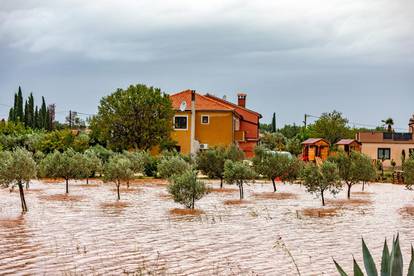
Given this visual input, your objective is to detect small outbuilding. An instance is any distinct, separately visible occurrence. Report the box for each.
[335,139,361,154]
[301,138,330,162]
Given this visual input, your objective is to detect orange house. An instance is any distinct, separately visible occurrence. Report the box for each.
[205,93,262,158]
[169,90,261,157]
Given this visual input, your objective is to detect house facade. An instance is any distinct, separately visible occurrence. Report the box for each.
[169,90,261,157]
[356,115,414,167]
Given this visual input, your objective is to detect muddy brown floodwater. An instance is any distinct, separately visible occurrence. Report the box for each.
[1,180,414,275]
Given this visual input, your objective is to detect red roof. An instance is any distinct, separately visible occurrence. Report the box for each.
[205,93,262,118]
[302,138,330,145]
[170,90,235,112]
[336,139,360,145]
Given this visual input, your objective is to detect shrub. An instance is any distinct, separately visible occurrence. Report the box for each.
[404,159,414,189]
[157,156,190,179]
[143,153,159,177]
[301,161,341,206]
[223,160,256,200]
[334,234,414,276]
[167,169,207,209]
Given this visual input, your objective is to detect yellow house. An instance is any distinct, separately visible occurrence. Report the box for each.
[170,90,245,155]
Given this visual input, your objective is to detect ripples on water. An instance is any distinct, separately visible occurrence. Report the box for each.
[1,180,414,275]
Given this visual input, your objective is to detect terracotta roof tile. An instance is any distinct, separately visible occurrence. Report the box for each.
[170,90,235,111]
[336,139,360,145]
[302,138,329,145]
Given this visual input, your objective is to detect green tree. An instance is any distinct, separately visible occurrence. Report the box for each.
[196,147,227,188]
[404,159,414,190]
[279,124,302,139]
[90,84,174,151]
[307,110,352,145]
[142,152,159,177]
[301,161,341,206]
[0,148,37,212]
[157,156,190,179]
[223,160,256,200]
[261,132,287,151]
[123,150,146,187]
[286,137,302,156]
[168,169,207,209]
[79,151,102,184]
[39,149,83,194]
[330,152,376,198]
[253,146,291,192]
[72,133,91,152]
[103,154,134,200]
[271,112,276,133]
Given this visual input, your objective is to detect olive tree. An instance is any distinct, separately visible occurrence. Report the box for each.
[167,169,207,209]
[302,161,341,206]
[123,150,146,187]
[0,148,37,212]
[404,159,414,190]
[223,160,256,200]
[103,154,134,200]
[196,147,227,188]
[157,156,191,179]
[39,149,83,194]
[253,146,292,192]
[79,151,102,184]
[329,151,376,198]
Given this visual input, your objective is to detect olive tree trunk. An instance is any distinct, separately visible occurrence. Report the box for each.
[116,180,121,200]
[321,190,325,206]
[65,178,69,194]
[272,178,277,192]
[18,181,28,212]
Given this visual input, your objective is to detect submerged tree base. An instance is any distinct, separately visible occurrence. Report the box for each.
[301,207,340,218]
[169,208,204,216]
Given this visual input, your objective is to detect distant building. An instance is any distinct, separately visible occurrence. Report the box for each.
[335,139,361,154]
[169,90,261,157]
[356,115,414,167]
[301,138,330,162]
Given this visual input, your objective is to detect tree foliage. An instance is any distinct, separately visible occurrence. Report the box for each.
[167,169,207,209]
[103,154,134,200]
[307,111,352,145]
[260,132,287,151]
[39,149,84,193]
[223,160,256,200]
[253,146,300,192]
[301,161,341,206]
[157,155,191,179]
[0,148,36,212]
[404,159,414,190]
[329,151,376,198]
[90,84,174,151]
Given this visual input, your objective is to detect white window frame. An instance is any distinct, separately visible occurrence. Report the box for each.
[201,115,210,125]
[173,115,188,130]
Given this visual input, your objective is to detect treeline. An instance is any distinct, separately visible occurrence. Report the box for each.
[8,86,55,130]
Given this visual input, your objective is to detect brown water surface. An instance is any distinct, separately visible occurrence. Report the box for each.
[1,180,414,275]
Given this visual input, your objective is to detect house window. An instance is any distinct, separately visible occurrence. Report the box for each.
[378,148,391,160]
[174,115,188,130]
[201,115,209,124]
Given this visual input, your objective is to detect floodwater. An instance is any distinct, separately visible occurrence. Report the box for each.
[1,179,414,276]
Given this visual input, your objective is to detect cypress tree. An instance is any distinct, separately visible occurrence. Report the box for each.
[28,93,35,128]
[34,106,39,129]
[40,97,47,129]
[8,108,15,122]
[24,100,29,126]
[12,93,18,122]
[16,87,24,122]
[271,112,276,133]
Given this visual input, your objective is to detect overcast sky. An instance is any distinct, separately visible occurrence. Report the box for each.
[0,0,413,129]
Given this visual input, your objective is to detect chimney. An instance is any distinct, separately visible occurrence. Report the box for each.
[237,93,247,108]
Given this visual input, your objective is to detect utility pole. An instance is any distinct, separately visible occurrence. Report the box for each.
[69,110,72,129]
